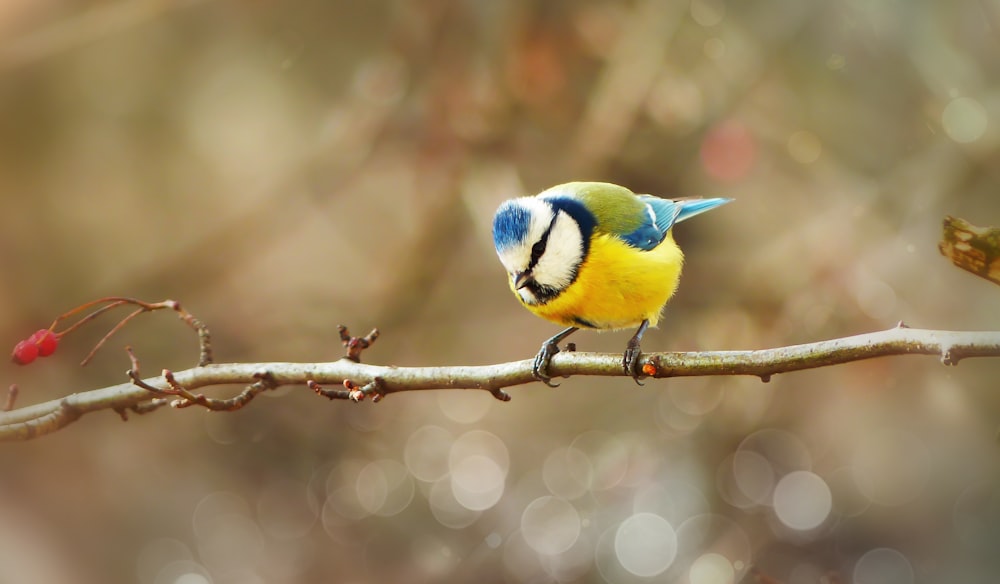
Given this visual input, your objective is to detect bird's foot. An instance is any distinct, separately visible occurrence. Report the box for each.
[623,320,650,386]
[531,327,579,387]
[533,341,562,387]
[622,344,644,386]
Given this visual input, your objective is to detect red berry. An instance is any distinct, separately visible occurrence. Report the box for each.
[29,329,58,357]
[11,339,38,365]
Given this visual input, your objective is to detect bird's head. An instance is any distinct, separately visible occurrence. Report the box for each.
[492,196,594,305]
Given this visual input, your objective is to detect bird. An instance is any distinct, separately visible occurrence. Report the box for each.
[491,181,731,385]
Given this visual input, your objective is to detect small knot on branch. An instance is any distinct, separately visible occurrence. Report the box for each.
[941,345,960,366]
[487,387,512,402]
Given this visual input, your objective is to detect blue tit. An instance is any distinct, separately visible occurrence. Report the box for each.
[491,181,731,385]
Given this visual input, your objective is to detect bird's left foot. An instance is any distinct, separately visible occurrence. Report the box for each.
[622,342,644,386]
[532,326,579,387]
[623,320,650,386]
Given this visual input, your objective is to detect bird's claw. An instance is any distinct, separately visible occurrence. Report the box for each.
[623,343,645,386]
[533,341,561,387]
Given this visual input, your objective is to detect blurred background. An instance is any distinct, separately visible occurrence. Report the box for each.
[1,0,999,582]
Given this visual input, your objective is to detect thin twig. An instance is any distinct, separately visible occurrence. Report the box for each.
[57,299,129,337]
[1,327,999,441]
[4,385,18,412]
[81,307,145,366]
[44,297,213,367]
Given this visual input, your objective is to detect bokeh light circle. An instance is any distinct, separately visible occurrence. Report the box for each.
[437,391,492,424]
[731,450,776,505]
[404,425,454,482]
[449,453,506,511]
[136,538,193,584]
[667,377,724,416]
[942,97,988,144]
[737,429,812,476]
[324,460,370,521]
[689,552,736,584]
[633,480,709,525]
[354,459,414,517]
[151,561,212,584]
[853,548,914,584]
[673,514,752,583]
[772,471,832,531]
[542,447,591,499]
[449,430,510,475]
[503,531,547,583]
[613,512,678,577]
[173,573,211,584]
[521,496,581,556]
[194,512,264,575]
[568,431,629,491]
[192,492,251,541]
[355,461,389,514]
[428,477,481,529]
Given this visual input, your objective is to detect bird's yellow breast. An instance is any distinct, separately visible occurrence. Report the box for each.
[514,233,684,330]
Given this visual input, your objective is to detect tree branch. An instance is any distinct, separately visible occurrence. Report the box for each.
[2,326,999,441]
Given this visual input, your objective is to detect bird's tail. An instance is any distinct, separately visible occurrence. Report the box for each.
[675,198,733,223]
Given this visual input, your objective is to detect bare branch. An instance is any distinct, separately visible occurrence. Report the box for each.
[2,326,999,442]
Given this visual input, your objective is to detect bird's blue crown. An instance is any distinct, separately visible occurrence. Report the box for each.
[492,201,532,250]
[493,196,598,253]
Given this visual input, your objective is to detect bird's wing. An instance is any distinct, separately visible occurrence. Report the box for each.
[538,182,730,252]
[624,196,733,250]
[619,196,683,251]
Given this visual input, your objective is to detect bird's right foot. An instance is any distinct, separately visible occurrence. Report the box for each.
[531,326,579,387]
[532,341,562,387]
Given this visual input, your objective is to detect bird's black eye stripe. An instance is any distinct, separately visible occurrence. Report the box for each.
[528,213,559,270]
[530,239,546,263]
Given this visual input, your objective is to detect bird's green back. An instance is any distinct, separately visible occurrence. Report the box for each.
[539,182,649,236]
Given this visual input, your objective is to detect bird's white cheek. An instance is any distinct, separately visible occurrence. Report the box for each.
[518,288,537,304]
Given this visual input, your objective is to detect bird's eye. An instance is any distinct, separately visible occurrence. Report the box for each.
[530,239,547,264]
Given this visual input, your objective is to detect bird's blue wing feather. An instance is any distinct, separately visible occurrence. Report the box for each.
[674,197,732,224]
[620,197,681,251]
[621,196,731,251]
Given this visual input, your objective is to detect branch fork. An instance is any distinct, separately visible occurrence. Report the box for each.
[339,325,379,362]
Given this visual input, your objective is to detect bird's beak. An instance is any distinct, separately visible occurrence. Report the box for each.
[513,272,531,290]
